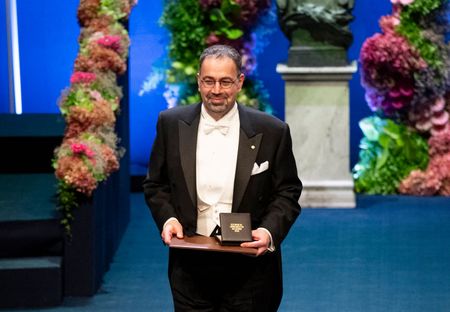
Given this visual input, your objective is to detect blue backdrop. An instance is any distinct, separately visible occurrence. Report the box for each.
[0,0,392,175]
[0,2,9,113]
[0,1,79,114]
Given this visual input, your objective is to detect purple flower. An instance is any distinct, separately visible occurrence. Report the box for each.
[360,27,427,116]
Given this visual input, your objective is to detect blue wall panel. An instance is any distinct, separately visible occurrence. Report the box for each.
[128,0,169,175]
[253,13,290,120]
[16,0,79,113]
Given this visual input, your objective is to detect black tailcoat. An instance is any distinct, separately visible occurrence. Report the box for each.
[143,103,302,311]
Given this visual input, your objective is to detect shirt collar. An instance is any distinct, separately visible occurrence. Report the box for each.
[201,102,238,125]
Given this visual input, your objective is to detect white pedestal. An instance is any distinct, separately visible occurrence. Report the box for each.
[277,63,357,208]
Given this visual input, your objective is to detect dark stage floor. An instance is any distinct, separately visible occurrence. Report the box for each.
[9,193,450,312]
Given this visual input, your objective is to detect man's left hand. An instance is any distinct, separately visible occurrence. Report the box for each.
[240,229,270,256]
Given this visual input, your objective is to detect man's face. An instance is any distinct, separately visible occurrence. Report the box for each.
[197,56,244,121]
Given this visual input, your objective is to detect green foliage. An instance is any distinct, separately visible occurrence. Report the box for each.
[353,116,429,194]
[402,0,442,16]
[161,0,208,85]
[159,0,272,110]
[100,0,128,20]
[397,19,442,68]
[397,0,444,69]
[56,181,79,236]
[63,89,94,114]
[210,0,243,39]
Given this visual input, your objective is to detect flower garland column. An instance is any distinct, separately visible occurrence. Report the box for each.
[52,0,136,297]
[53,0,136,233]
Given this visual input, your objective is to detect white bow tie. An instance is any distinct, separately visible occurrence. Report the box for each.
[203,123,230,135]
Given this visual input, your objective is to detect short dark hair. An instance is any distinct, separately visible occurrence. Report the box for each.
[199,45,242,75]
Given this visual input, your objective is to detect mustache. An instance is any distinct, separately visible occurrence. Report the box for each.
[207,95,227,100]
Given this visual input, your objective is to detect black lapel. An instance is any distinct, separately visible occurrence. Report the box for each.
[232,105,262,212]
[179,104,201,208]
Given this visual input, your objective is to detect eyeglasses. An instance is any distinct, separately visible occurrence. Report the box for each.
[199,77,239,89]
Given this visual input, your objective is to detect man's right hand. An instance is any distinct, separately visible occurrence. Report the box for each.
[161,219,184,245]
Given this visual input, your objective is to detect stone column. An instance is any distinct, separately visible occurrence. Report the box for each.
[277,62,357,208]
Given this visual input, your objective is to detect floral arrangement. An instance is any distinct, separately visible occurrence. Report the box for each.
[399,127,450,195]
[140,0,275,112]
[354,0,450,195]
[53,0,136,234]
[353,116,429,194]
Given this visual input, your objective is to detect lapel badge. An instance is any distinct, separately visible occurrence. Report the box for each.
[251,145,255,150]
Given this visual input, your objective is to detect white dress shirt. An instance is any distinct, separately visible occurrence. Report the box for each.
[195,103,240,236]
[164,102,275,251]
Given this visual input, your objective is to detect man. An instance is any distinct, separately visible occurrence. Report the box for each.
[143,44,302,311]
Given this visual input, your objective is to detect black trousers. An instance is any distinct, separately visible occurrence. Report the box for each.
[168,248,283,312]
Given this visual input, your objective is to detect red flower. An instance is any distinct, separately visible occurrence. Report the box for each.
[70,71,97,84]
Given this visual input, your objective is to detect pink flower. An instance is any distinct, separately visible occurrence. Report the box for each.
[428,128,450,156]
[70,143,95,158]
[71,143,87,153]
[431,111,449,126]
[415,119,433,132]
[398,170,440,196]
[431,97,445,112]
[205,33,220,46]
[428,154,450,180]
[89,90,103,102]
[379,15,400,34]
[391,0,414,5]
[55,156,97,196]
[96,35,122,53]
[408,96,449,134]
[70,72,96,84]
[431,124,449,136]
